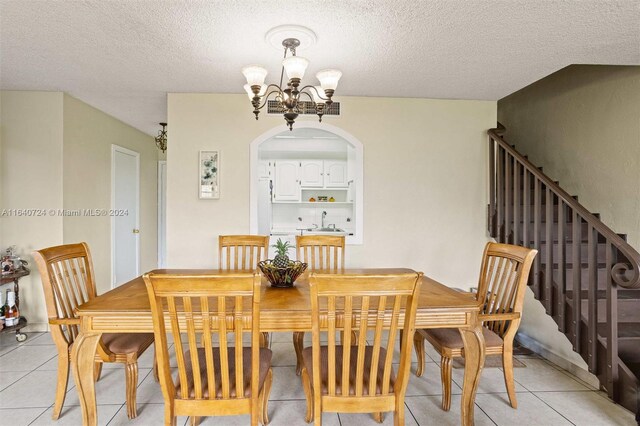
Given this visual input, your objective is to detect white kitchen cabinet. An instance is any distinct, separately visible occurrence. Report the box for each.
[273,160,300,201]
[324,160,348,188]
[300,160,324,187]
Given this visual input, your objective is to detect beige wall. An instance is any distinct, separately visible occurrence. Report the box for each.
[498,65,640,368]
[63,94,159,295]
[0,91,158,330]
[167,94,495,287]
[0,91,64,326]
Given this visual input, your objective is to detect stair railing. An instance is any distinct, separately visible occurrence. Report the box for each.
[487,125,640,400]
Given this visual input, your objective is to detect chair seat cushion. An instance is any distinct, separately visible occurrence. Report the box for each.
[302,345,395,396]
[177,347,272,399]
[101,333,154,354]
[421,327,504,350]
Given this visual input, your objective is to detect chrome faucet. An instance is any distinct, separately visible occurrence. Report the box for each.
[321,211,327,228]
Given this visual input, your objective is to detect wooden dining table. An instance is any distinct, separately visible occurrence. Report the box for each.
[71,268,485,426]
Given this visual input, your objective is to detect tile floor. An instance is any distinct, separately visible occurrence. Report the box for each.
[0,331,635,426]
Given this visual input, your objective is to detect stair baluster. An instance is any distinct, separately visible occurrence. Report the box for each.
[588,223,598,372]
[571,208,582,353]
[606,241,619,400]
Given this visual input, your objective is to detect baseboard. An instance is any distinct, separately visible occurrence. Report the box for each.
[516,332,601,389]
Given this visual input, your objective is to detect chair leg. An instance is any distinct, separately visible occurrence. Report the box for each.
[260,332,270,348]
[441,355,453,411]
[301,366,313,423]
[502,347,518,408]
[190,416,199,426]
[293,332,305,375]
[259,368,273,425]
[52,352,70,420]
[313,383,322,426]
[125,360,139,419]
[394,402,405,426]
[152,344,160,382]
[373,412,384,423]
[414,332,425,377]
[164,404,176,426]
[94,362,103,382]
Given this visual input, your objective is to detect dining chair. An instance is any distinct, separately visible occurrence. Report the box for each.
[218,235,270,271]
[413,242,537,411]
[218,235,270,347]
[143,272,273,426]
[301,271,423,425]
[33,242,156,420]
[293,235,345,375]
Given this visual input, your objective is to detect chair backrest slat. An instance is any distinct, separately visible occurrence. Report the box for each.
[296,235,345,271]
[200,296,217,398]
[143,273,261,406]
[326,295,337,396]
[218,235,269,271]
[476,243,538,337]
[368,295,386,397]
[309,272,422,403]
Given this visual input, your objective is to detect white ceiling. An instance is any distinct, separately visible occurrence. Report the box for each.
[2,1,639,136]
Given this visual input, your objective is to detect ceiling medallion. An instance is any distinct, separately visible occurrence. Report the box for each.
[242,26,342,130]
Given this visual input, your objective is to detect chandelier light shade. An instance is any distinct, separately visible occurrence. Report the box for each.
[155,122,167,153]
[282,56,309,80]
[316,69,343,91]
[242,66,269,87]
[242,31,342,130]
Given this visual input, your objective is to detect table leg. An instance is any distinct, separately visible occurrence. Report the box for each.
[459,314,485,426]
[71,326,101,426]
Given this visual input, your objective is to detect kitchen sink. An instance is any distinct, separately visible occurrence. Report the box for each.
[296,227,348,235]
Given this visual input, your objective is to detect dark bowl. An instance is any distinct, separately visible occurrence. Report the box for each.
[258,260,308,288]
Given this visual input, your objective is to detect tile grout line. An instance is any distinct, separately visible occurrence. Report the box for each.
[104,403,126,425]
[529,390,578,426]
[404,400,420,425]
[0,369,33,392]
[474,401,498,426]
[106,403,126,426]
[28,404,56,426]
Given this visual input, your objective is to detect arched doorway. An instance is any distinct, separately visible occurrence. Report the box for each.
[249,122,363,245]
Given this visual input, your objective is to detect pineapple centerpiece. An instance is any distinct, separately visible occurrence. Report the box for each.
[273,239,292,268]
[258,238,307,288]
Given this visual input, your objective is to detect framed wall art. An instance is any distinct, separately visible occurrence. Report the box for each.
[199,150,220,199]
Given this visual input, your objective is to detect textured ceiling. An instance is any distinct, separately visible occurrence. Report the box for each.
[1,1,639,136]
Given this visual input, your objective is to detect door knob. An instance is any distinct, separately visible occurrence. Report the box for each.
[132,229,140,234]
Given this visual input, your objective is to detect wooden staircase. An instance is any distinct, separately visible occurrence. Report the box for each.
[487,125,640,421]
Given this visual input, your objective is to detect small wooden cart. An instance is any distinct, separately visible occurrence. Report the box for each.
[1,267,30,342]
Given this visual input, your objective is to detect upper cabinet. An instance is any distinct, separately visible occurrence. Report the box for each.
[299,160,324,187]
[324,160,348,188]
[272,159,348,201]
[273,160,300,201]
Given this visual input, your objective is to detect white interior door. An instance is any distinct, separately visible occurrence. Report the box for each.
[158,160,167,268]
[112,145,140,287]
